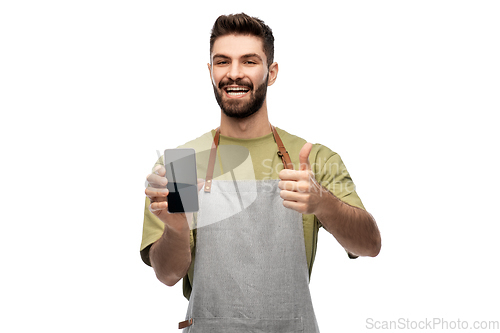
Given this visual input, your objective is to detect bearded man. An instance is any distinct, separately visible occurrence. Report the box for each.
[142,13,381,332]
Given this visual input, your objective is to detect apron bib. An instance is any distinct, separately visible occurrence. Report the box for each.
[181,127,320,333]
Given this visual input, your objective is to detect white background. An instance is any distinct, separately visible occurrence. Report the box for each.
[1,1,499,332]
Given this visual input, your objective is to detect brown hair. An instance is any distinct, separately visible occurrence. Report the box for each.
[210,13,275,68]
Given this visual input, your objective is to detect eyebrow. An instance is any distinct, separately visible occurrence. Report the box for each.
[212,53,263,62]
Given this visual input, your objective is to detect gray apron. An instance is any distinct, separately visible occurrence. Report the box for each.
[180,127,320,333]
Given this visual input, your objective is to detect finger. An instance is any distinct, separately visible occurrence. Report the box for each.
[149,200,168,213]
[146,173,168,188]
[299,142,313,171]
[279,180,312,193]
[279,169,305,181]
[280,189,307,202]
[282,199,307,214]
[153,164,166,177]
[279,169,311,182]
[145,187,169,201]
[278,180,294,191]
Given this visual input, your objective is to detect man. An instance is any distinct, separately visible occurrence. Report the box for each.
[141,13,381,332]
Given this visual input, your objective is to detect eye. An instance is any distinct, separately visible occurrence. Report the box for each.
[214,60,229,65]
[245,61,257,65]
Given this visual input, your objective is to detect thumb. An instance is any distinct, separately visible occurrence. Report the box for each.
[299,142,313,171]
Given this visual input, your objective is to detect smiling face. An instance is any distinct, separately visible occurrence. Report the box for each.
[209,34,278,119]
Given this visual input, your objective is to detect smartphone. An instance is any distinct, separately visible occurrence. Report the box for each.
[164,148,199,213]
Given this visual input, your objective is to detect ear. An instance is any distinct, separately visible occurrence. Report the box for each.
[207,62,213,82]
[267,62,279,86]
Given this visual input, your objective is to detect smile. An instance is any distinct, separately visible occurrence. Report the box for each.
[223,86,251,98]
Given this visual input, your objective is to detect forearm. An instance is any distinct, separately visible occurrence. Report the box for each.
[149,224,191,286]
[315,189,381,257]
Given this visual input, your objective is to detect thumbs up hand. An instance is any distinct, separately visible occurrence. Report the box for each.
[278,143,327,214]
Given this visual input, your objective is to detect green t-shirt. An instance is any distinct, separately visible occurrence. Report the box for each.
[140,127,365,299]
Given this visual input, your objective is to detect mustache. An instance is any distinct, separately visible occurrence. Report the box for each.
[219,79,253,90]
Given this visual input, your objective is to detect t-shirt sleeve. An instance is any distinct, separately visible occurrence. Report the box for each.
[313,144,365,259]
[313,144,365,210]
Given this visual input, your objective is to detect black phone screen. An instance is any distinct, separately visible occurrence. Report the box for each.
[164,148,199,213]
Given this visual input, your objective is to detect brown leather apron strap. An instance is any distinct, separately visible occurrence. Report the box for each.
[204,125,292,193]
[270,125,293,170]
[178,318,193,329]
[204,128,220,193]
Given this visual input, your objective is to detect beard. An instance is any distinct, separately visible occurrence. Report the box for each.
[213,75,269,119]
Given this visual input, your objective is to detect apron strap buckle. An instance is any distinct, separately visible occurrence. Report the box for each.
[271,126,293,170]
[277,150,293,170]
[178,318,194,329]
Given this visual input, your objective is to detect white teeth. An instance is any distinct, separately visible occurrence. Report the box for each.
[226,87,249,95]
[226,87,249,91]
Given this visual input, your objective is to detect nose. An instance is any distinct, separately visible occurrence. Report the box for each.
[226,62,244,81]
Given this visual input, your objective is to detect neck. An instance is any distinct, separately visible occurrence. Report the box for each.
[219,100,271,139]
